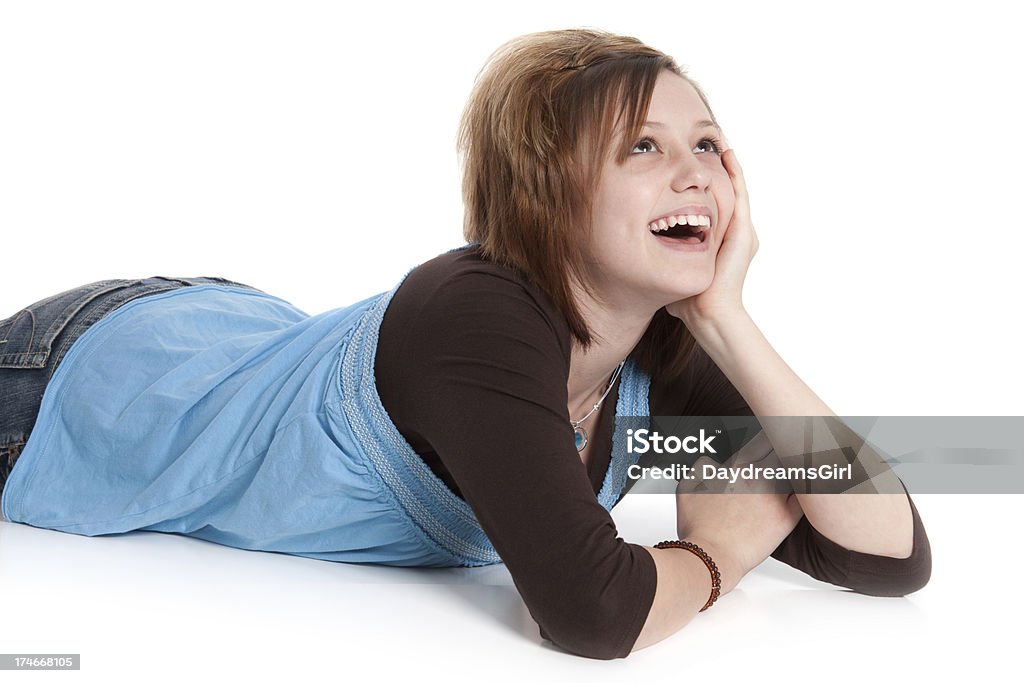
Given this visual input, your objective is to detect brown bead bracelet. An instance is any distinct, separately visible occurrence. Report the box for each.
[653,540,722,611]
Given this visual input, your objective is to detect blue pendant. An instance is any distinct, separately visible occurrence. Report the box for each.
[574,426,588,451]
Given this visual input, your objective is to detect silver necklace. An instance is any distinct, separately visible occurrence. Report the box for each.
[571,360,626,452]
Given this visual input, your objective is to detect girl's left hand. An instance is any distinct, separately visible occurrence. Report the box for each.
[666,148,758,329]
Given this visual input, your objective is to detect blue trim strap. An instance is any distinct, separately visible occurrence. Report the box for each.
[599,357,651,511]
[337,244,652,566]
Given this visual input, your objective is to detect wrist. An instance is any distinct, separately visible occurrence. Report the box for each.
[677,535,744,596]
[682,306,754,347]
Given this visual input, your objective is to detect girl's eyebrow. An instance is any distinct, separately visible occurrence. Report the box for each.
[644,119,721,132]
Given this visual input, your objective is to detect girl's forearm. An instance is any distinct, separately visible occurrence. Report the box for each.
[684,310,914,558]
[632,539,738,653]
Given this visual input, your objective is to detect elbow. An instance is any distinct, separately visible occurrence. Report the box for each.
[536,602,639,660]
[900,561,932,596]
[855,558,931,598]
[525,542,657,659]
[846,491,932,598]
[850,529,932,598]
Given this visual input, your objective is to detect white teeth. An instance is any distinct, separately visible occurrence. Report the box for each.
[648,214,712,232]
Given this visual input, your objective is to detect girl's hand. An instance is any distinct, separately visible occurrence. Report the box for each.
[666,148,758,329]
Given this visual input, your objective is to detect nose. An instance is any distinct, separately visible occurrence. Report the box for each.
[669,150,712,194]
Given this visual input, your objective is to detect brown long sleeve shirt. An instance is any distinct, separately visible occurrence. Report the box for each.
[374,244,931,659]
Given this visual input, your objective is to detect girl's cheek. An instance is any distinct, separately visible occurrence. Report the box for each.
[716,168,735,200]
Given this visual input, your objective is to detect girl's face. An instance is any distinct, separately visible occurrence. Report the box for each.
[583,70,735,313]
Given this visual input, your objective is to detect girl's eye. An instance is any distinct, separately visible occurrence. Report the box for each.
[697,136,726,155]
[630,135,726,156]
[631,137,660,154]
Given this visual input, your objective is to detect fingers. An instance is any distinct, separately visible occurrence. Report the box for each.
[723,149,751,224]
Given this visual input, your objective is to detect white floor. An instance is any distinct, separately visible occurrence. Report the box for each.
[0,493,1016,681]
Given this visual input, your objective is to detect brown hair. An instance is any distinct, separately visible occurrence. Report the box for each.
[457,28,720,382]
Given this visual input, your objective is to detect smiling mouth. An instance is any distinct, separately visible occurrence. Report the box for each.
[648,213,711,245]
[650,222,707,244]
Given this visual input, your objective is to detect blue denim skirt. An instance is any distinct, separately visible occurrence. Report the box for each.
[0,276,259,494]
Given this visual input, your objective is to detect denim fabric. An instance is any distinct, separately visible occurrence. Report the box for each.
[0,276,260,494]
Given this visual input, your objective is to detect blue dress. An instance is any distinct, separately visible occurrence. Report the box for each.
[2,258,651,567]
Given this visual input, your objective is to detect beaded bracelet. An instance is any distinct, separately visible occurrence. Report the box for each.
[653,540,722,611]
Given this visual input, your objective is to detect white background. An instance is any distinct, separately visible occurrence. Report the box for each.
[1,1,1021,680]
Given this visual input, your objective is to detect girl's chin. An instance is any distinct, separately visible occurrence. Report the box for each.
[652,291,711,312]
[660,276,715,302]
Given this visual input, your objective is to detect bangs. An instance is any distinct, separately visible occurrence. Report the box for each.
[562,55,682,185]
